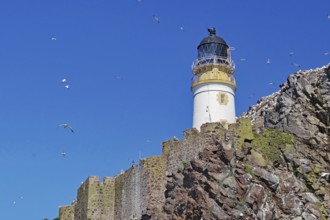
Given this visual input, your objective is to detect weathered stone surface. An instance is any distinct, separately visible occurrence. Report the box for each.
[253,167,279,191]
[305,203,321,218]
[245,184,265,213]
[302,192,320,204]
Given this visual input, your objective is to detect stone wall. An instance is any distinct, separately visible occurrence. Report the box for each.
[59,205,75,220]
[74,177,89,220]
[139,156,166,218]
[162,123,229,175]
[86,177,115,219]
[72,176,115,220]
[114,165,140,219]
[59,123,232,220]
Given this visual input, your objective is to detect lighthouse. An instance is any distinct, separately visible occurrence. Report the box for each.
[191,28,236,130]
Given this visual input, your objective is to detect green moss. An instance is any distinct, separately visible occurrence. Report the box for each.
[313,166,321,174]
[308,174,317,182]
[311,183,320,190]
[318,204,328,220]
[296,166,303,173]
[318,204,325,212]
[252,128,295,165]
[316,187,326,196]
[284,143,295,153]
[244,163,255,177]
[250,149,267,167]
[235,118,254,149]
[177,166,183,173]
[182,160,190,169]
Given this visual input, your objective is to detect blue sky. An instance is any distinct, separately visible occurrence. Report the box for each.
[0,0,329,219]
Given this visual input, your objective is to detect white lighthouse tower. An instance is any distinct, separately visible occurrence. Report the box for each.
[192,28,236,130]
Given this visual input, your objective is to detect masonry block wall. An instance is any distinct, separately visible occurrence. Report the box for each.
[139,156,166,217]
[59,122,232,220]
[59,205,75,220]
[72,176,115,220]
[114,165,141,219]
[162,123,229,175]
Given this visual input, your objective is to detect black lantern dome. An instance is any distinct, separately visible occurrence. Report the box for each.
[192,28,235,75]
[197,28,229,59]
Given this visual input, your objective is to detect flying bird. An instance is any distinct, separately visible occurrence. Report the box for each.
[239,58,246,62]
[61,78,70,89]
[153,15,160,23]
[61,150,67,158]
[179,26,184,32]
[113,74,123,80]
[266,58,271,64]
[327,15,330,19]
[268,82,274,86]
[291,63,301,67]
[59,124,74,133]
[229,46,236,51]
[289,52,294,56]
[51,37,57,41]
[324,52,330,56]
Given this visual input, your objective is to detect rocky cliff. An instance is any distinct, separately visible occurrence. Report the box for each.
[162,64,330,220]
[243,64,330,148]
[60,64,330,220]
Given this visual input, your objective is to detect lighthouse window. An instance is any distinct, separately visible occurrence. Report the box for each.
[217,92,229,105]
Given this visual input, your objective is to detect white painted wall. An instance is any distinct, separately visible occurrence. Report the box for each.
[192,82,236,130]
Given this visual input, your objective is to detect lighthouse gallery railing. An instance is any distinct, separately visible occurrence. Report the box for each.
[192,56,235,71]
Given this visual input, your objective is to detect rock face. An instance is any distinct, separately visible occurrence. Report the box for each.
[243,64,330,148]
[59,64,330,220]
[163,119,330,220]
[162,64,330,220]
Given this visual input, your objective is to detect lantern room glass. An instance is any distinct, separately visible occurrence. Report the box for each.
[198,43,229,59]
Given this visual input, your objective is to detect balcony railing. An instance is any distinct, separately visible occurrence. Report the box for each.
[192,56,235,73]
